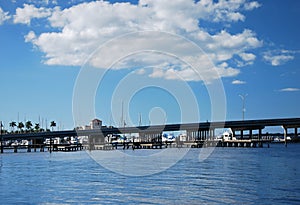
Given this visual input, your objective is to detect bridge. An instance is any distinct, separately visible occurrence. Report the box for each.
[1,117,300,152]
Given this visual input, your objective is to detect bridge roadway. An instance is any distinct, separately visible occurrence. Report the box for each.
[1,117,300,141]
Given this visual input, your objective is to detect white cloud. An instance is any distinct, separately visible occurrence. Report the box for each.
[263,50,295,66]
[25,31,37,42]
[43,0,58,5]
[147,60,240,82]
[149,67,165,79]
[207,29,261,50]
[232,79,246,84]
[235,52,256,67]
[279,88,300,92]
[244,1,261,10]
[215,62,240,78]
[198,29,261,69]
[135,68,146,75]
[19,0,262,82]
[14,4,53,25]
[148,66,240,82]
[239,52,256,61]
[198,0,260,22]
[0,7,10,25]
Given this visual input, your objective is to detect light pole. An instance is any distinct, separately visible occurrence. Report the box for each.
[239,94,248,121]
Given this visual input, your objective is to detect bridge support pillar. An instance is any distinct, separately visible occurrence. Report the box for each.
[0,121,3,154]
[193,131,196,141]
[33,139,36,152]
[187,131,192,141]
[0,141,3,154]
[249,129,253,139]
[283,126,288,147]
[189,131,192,141]
[258,129,262,141]
[232,130,236,139]
[88,136,95,151]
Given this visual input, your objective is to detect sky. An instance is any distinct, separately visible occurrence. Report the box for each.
[0,0,299,131]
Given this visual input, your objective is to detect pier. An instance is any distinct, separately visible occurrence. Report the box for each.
[0,117,299,153]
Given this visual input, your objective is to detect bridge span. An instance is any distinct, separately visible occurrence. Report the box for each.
[1,117,300,152]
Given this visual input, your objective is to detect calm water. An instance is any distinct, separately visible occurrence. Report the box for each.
[0,143,299,204]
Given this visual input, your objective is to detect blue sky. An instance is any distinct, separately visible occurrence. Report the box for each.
[0,0,299,130]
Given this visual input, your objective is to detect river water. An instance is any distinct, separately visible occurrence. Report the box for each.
[0,143,299,204]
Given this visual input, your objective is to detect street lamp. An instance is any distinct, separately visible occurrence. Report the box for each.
[239,94,248,121]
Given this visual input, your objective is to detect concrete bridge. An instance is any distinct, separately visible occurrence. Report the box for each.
[1,117,300,152]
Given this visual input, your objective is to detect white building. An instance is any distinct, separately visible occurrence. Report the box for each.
[77,118,103,130]
[90,118,102,129]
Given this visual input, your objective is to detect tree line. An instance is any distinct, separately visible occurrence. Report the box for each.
[0,120,57,134]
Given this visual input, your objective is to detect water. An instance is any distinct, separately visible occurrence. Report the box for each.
[0,144,299,204]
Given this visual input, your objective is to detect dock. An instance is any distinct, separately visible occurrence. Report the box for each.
[1,143,83,153]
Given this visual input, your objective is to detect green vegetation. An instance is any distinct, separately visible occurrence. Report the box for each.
[50,121,56,131]
[2,120,58,134]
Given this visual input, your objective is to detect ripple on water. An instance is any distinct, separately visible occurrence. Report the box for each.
[0,145,299,204]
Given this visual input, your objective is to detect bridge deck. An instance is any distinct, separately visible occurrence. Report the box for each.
[3,116,298,154]
[1,117,299,141]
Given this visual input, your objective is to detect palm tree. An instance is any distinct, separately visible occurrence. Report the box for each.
[34,123,40,132]
[9,121,17,132]
[50,121,56,131]
[25,121,33,132]
[18,122,25,133]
